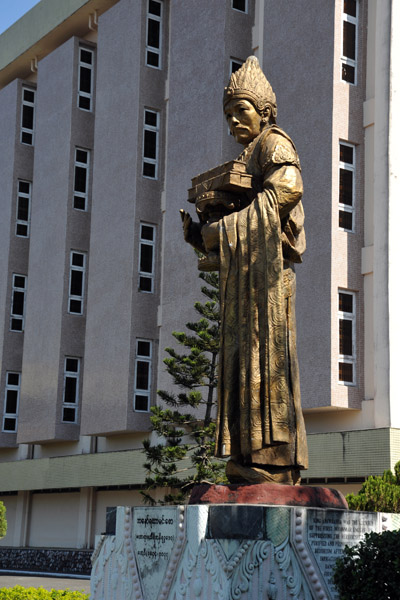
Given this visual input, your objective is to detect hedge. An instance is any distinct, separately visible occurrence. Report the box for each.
[0,587,89,599]
[0,502,6,539]
[333,529,400,599]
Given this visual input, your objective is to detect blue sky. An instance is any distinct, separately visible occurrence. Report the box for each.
[0,0,41,35]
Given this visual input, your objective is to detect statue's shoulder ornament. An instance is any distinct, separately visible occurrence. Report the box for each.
[258,125,301,171]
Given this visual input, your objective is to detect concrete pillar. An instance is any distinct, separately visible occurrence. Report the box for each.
[372,0,399,428]
[12,490,30,547]
[76,487,95,549]
[387,0,400,427]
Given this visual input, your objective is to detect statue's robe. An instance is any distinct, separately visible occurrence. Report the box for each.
[215,125,308,471]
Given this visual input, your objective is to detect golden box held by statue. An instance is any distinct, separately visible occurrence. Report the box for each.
[188,160,254,270]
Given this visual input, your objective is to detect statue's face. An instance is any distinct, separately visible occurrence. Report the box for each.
[224,98,262,146]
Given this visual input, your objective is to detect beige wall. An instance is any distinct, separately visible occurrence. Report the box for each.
[94,489,142,538]
[28,491,80,548]
[311,482,363,496]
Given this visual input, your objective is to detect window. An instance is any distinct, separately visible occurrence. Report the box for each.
[10,274,27,332]
[16,180,31,237]
[338,291,356,385]
[341,0,358,84]
[146,0,162,68]
[78,47,94,111]
[73,148,90,210]
[339,142,355,232]
[2,373,20,433]
[232,0,247,12]
[228,59,244,133]
[68,252,86,314]
[143,109,159,179]
[20,87,35,145]
[139,223,156,292]
[62,357,80,423]
[230,58,243,74]
[134,340,152,412]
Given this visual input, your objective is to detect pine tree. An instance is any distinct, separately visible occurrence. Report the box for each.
[346,461,400,512]
[141,271,227,505]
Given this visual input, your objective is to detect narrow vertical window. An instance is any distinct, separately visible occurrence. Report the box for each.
[16,180,31,237]
[230,58,243,74]
[2,373,20,433]
[20,87,35,145]
[68,251,86,314]
[78,47,94,111]
[10,274,27,332]
[139,223,156,292]
[62,357,80,423]
[143,109,159,179]
[228,59,244,135]
[73,148,90,210]
[339,142,355,232]
[146,0,162,68]
[134,340,152,412]
[338,291,356,385]
[341,0,358,84]
[232,0,247,13]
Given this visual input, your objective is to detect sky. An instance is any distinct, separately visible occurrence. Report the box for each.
[0,0,41,35]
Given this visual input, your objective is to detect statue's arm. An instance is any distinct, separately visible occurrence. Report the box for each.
[258,131,303,218]
[180,210,206,254]
[263,163,303,218]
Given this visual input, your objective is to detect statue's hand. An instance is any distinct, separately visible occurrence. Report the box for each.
[180,209,193,243]
[179,209,205,253]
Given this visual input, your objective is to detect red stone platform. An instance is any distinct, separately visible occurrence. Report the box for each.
[189,482,348,510]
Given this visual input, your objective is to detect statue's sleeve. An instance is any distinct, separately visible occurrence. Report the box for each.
[257,130,305,263]
[256,131,303,218]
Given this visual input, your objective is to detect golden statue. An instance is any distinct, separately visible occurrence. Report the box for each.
[181,56,308,485]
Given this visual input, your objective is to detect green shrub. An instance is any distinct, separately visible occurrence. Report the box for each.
[346,461,400,512]
[333,529,400,599]
[0,502,6,539]
[0,587,89,599]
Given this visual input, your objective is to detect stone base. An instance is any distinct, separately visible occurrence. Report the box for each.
[189,482,348,509]
[0,547,92,575]
[91,504,400,600]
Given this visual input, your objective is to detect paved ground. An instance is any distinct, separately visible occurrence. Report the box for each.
[0,574,91,593]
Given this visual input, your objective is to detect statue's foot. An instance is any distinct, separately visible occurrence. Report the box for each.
[226,459,300,485]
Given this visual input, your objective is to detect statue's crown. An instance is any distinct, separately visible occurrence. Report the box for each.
[223,56,277,118]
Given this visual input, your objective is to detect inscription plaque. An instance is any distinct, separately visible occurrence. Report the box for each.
[307,509,378,599]
[207,505,264,539]
[133,507,179,599]
[92,505,398,600]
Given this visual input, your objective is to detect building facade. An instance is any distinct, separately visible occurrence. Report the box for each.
[0,0,399,553]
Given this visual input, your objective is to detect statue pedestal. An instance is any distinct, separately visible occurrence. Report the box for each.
[189,482,348,509]
[91,494,399,600]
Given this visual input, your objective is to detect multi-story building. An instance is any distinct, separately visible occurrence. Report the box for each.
[0,0,398,558]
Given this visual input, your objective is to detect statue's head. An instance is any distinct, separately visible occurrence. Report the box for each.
[223,56,277,146]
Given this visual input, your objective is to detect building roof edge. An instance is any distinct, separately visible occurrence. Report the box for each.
[0,0,119,89]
